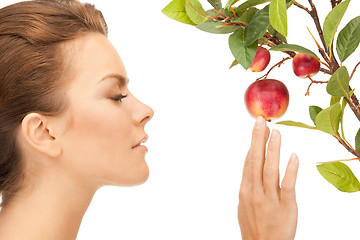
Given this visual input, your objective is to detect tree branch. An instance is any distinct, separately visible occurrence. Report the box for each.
[307,0,330,57]
[320,68,333,75]
[336,136,360,157]
[293,1,311,14]
[350,61,360,80]
[294,1,334,69]
[331,0,343,8]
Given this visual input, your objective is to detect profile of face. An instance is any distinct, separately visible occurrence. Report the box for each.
[21,33,154,190]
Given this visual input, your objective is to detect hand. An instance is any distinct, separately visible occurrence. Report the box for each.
[238,116,299,240]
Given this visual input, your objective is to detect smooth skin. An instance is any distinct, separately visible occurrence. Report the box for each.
[0,33,154,240]
[238,116,299,240]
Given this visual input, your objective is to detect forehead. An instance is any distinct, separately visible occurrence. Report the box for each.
[61,32,128,89]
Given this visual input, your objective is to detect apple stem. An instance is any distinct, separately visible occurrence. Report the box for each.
[256,57,292,81]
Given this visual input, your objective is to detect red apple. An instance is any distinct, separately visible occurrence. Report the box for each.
[244,79,289,121]
[249,46,271,72]
[292,53,320,78]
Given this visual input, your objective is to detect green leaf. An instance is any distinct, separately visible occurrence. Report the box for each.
[162,0,196,25]
[197,8,241,34]
[323,0,351,49]
[309,106,323,125]
[235,7,259,25]
[231,0,291,13]
[341,96,347,111]
[276,120,317,130]
[246,5,270,46]
[185,0,207,25]
[269,44,319,59]
[336,16,360,62]
[207,0,222,10]
[286,0,295,7]
[315,103,342,136]
[229,28,258,69]
[349,88,355,97]
[330,96,342,105]
[234,0,270,14]
[317,162,360,193]
[269,0,287,36]
[196,19,240,34]
[225,0,241,9]
[355,128,360,153]
[326,66,350,97]
[229,59,239,69]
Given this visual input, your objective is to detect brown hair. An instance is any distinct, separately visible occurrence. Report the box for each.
[0,0,108,207]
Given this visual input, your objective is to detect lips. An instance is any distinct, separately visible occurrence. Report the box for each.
[132,135,148,148]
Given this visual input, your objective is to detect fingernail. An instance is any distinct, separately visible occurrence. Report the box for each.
[271,129,279,141]
[255,116,264,129]
[290,153,298,163]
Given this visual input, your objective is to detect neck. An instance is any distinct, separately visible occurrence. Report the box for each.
[0,170,97,240]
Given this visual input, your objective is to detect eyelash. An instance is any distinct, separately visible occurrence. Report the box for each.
[111,94,128,102]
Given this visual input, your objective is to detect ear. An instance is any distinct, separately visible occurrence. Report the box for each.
[21,113,62,158]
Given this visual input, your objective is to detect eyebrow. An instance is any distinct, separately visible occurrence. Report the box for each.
[98,73,129,86]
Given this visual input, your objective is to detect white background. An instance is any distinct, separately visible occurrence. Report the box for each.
[2,0,360,239]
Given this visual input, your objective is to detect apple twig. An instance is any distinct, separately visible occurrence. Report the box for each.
[305,76,328,96]
[293,1,311,14]
[320,67,333,75]
[294,0,337,69]
[256,57,292,81]
[317,157,360,164]
[344,92,360,121]
[350,61,360,80]
[292,0,360,125]
[331,0,343,8]
[216,22,247,28]
[336,136,360,157]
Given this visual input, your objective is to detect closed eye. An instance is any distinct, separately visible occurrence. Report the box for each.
[111,94,128,102]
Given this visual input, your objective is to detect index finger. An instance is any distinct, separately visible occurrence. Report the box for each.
[241,116,269,189]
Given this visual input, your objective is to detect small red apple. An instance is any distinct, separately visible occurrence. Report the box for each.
[244,79,289,121]
[292,53,320,78]
[249,46,271,72]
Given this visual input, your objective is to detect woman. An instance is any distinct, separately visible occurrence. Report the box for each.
[0,0,299,239]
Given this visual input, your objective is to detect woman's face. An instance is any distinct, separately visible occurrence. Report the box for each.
[57,33,154,188]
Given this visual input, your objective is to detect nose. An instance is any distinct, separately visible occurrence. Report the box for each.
[140,104,154,125]
[133,96,154,126]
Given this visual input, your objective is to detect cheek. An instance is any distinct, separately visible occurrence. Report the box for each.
[61,102,148,186]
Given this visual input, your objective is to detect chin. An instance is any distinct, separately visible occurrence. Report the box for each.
[109,163,150,187]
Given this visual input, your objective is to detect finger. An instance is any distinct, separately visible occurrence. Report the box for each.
[263,129,281,198]
[248,116,267,188]
[264,126,270,143]
[240,118,270,188]
[240,149,252,189]
[281,153,299,202]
